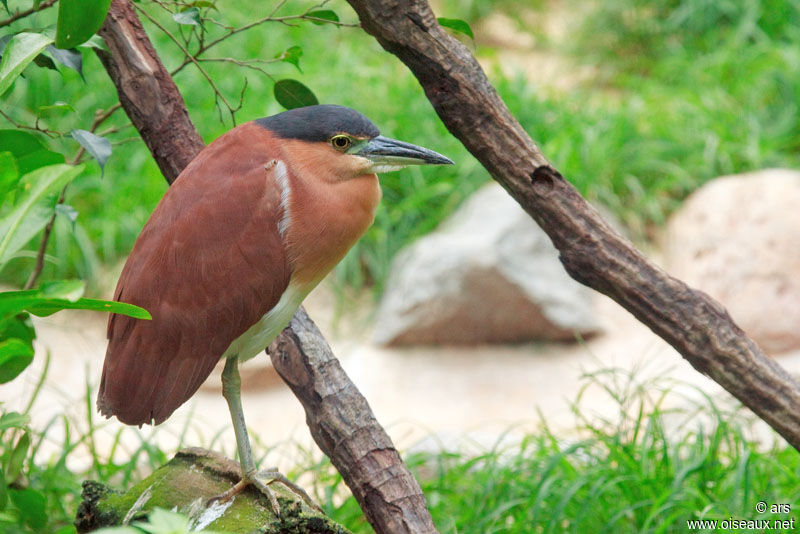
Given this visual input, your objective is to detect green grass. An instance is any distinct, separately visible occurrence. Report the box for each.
[7,360,798,533]
[3,0,799,293]
[318,368,800,533]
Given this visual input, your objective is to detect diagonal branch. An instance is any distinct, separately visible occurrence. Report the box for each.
[96,2,437,533]
[345,0,800,451]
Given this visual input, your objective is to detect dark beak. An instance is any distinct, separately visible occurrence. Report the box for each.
[356,135,454,166]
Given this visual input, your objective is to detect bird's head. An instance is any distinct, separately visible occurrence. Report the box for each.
[256,105,453,181]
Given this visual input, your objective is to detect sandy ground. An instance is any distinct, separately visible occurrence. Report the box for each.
[7,276,799,474]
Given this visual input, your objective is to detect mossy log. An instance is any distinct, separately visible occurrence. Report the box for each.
[74,447,351,534]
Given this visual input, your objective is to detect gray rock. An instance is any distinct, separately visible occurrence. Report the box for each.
[664,168,800,354]
[373,182,602,345]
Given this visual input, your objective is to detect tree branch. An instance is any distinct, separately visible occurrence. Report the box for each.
[0,0,58,29]
[96,2,437,532]
[345,0,800,451]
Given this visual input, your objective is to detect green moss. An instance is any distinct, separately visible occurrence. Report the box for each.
[76,449,351,533]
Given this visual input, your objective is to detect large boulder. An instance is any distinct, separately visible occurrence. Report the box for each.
[373,182,602,346]
[664,168,800,354]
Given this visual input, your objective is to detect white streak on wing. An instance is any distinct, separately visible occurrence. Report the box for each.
[272,159,291,237]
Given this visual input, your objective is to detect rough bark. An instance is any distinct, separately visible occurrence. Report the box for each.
[97,2,204,184]
[97,2,437,533]
[269,309,436,534]
[346,0,800,450]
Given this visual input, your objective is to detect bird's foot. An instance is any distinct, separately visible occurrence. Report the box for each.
[207,468,322,517]
[208,473,281,516]
[256,467,324,514]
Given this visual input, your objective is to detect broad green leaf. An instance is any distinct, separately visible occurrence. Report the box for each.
[274,79,318,110]
[276,45,303,72]
[0,129,64,175]
[0,338,34,383]
[26,297,152,318]
[0,412,30,431]
[47,46,83,78]
[438,17,474,40]
[56,0,112,48]
[0,32,54,96]
[0,288,152,320]
[306,9,339,25]
[0,151,17,199]
[71,129,111,176]
[0,163,83,266]
[5,431,30,482]
[9,488,47,529]
[173,7,202,27]
[1,0,7,14]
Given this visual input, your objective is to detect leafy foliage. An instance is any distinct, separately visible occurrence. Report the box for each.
[55,0,113,48]
[0,32,53,96]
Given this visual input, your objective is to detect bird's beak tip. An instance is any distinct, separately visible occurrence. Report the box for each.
[357,135,454,168]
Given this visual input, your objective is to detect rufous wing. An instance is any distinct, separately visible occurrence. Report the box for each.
[98,123,290,426]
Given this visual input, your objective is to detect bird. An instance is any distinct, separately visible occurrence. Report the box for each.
[97,104,453,511]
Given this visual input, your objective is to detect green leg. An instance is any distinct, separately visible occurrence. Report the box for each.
[221,356,257,477]
[217,356,321,514]
[219,356,280,514]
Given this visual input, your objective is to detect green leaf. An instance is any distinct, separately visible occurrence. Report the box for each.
[47,46,83,78]
[78,35,108,52]
[0,288,152,320]
[9,488,47,529]
[0,313,35,346]
[273,79,318,110]
[32,52,57,71]
[71,129,111,176]
[0,151,17,199]
[1,0,7,15]
[40,279,85,300]
[55,203,78,227]
[5,431,30,482]
[56,0,112,48]
[276,45,303,72]
[173,7,202,27]
[306,9,339,25]
[0,412,30,431]
[0,163,83,266]
[438,17,474,40]
[0,32,54,96]
[0,338,34,383]
[190,0,218,9]
[38,100,75,113]
[0,129,64,175]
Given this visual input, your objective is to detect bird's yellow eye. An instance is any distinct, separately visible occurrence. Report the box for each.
[330,135,352,151]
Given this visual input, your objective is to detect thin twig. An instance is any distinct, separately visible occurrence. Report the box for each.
[134,2,240,124]
[171,0,357,76]
[0,0,58,29]
[0,109,62,137]
[23,104,123,290]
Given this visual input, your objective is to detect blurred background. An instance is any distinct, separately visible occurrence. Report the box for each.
[3,0,800,532]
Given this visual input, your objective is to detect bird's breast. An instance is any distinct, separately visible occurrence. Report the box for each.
[282,170,381,286]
